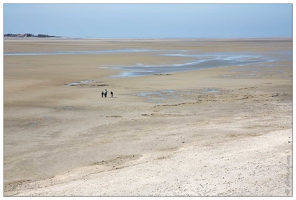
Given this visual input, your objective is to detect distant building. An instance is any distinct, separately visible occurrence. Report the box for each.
[24,33,34,37]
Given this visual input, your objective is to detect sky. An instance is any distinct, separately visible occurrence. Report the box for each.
[3,3,293,39]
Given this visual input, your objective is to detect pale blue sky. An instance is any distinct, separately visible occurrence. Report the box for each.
[3,3,292,38]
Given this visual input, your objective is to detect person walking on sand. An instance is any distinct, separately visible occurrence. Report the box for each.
[101,91,104,98]
[111,91,113,97]
[104,89,108,98]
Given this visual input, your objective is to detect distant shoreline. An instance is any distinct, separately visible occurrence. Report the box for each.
[3,36,292,42]
[4,33,60,38]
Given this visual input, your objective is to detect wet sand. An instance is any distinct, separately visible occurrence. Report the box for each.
[3,38,292,196]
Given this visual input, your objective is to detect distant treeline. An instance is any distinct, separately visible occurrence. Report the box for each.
[4,33,59,38]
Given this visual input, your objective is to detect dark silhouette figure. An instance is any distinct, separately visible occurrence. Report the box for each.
[104,89,107,98]
[101,91,104,98]
[111,91,113,97]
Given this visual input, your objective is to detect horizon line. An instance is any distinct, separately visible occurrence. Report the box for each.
[4,36,292,40]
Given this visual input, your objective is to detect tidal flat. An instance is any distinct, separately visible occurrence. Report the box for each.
[4,38,292,196]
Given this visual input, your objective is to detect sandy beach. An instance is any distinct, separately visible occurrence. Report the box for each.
[3,38,292,196]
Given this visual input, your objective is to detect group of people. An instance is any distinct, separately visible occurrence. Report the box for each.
[101,89,113,98]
